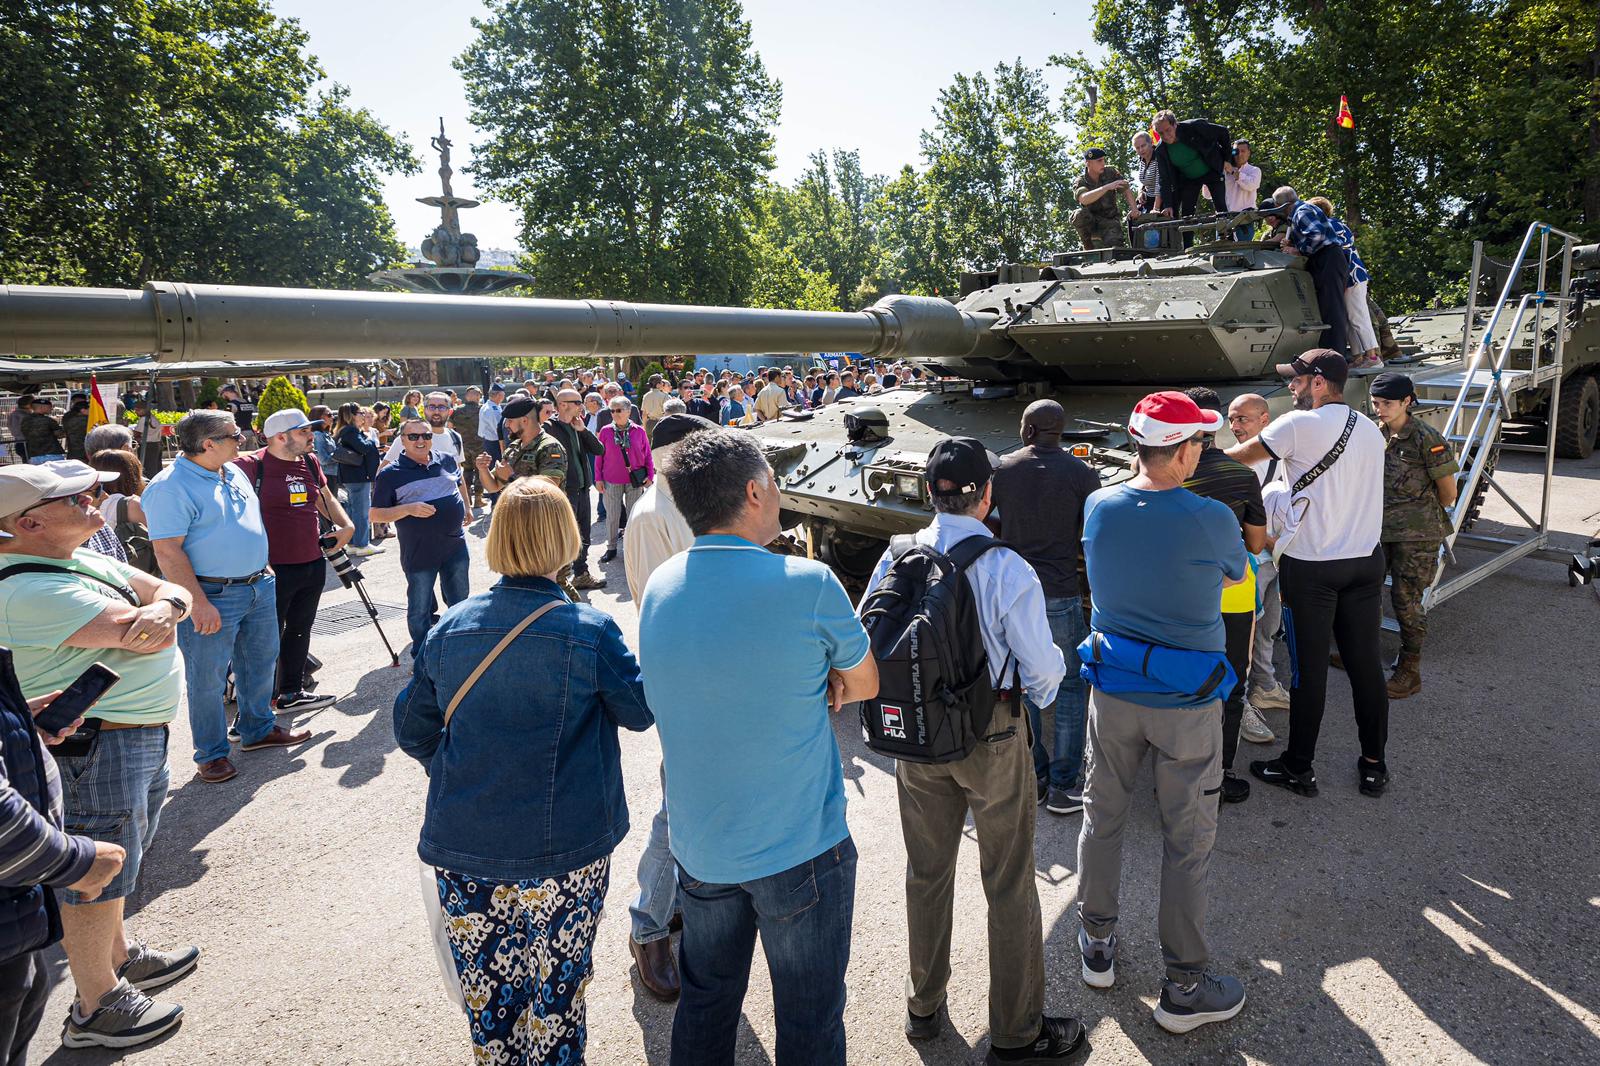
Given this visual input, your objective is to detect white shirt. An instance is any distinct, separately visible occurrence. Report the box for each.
[1258,403,1384,561]
[862,512,1066,709]
[623,475,695,603]
[384,425,461,466]
[1225,163,1261,213]
[478,400,502,443]
[1249,453,1285,488]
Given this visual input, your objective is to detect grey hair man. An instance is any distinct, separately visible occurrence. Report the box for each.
[82,424,134,461]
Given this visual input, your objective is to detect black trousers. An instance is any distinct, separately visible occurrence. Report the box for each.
[1220,610,1253,771]
[1279,548,1389,771]
[1174,170,1225,246]
[0,949,49,1066]
[567,486,593,574]
[274,558,326,697]
[1306,244,1352,359]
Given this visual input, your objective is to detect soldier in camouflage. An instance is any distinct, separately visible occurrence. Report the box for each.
[450,386,485,508]
[1370,372,1459,698]
[1072,148,1140,250]
[476,396,577,599]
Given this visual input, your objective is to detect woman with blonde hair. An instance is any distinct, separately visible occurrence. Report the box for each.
[394,476,653,1065]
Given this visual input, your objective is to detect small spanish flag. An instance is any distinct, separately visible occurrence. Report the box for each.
[1336,95,1355,130]
[86,374,110,431]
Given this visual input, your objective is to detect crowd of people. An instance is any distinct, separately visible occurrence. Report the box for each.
[0,333,1462,1063]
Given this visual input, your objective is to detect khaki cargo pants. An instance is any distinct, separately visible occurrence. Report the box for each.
[896,706,1044,1049]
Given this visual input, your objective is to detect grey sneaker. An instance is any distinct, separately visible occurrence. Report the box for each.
[1078,926,1116,988]
[1153,972,1246,1034]
[1044,785,1084,815]
[1239,703,1276,744]
[117,940,201,992]
[1249,682,1291,710]
[61,978,183,1048]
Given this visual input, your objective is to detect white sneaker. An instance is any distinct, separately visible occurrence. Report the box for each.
[1249,682,1291,711]
[1239,703,1276,744]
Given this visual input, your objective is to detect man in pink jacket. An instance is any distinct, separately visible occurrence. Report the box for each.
[595,395,654,562]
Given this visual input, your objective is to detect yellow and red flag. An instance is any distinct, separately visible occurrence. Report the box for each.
[86,374,110,431]
[1336,95,1355,130]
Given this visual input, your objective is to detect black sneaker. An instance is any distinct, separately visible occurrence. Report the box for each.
[1036,778,1048,805]
[1357,758,1389,797]
[1153,971,1246,1034]
[985,1016,1086,1063]
[274,691,337,712]
[1249,757,1318,797]
[227,720,240,741]
[905,1005,943,1041]
[1220,770,1250,804]
[600,548,618,563]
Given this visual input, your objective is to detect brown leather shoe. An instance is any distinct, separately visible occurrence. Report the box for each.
[239,725,311,751]
[629,937,680,1000]
[196,757,238,783]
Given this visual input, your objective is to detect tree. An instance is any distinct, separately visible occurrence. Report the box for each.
[459,0,781,305]
[868,166,958,297]
[0,0,418,290]
[254,376,309,432]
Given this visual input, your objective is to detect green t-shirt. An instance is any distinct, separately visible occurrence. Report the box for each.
[1166,140,1209,179]
[0,549,180,724]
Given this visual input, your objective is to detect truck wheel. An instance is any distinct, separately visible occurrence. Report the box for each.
[1555,373,1599,460]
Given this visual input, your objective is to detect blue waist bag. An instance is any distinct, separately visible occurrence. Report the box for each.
[1076,630,1237,704]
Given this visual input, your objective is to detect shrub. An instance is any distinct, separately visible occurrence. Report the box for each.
[253,376,309,431]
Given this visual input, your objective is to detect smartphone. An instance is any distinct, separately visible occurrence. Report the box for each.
[34,663,122,735]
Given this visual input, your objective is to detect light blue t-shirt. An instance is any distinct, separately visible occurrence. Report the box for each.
[1082,484,1245,706]
[142,455,269,578]
[638,534,871,884]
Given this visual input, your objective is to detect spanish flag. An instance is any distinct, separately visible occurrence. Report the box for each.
[86,374,110,431]
[1336,95,1355,130]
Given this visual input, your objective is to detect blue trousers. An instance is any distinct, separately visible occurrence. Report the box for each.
[1024,595,1090,789]
[404,543,471,654]
[179,576,281,765]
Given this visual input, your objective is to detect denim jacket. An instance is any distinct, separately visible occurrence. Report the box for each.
[393,576,654,882]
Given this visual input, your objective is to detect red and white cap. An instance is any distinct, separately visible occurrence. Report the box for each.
[1126,391,1225,445]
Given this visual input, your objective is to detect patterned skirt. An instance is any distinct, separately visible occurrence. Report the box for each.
[436,857,611,1065]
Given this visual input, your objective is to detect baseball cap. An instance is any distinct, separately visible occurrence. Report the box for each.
[1084,148,1107,161]
[925,437,999,496]
[1368,371,1417,401]
[1274,348,1349,387]
[488,382,506,395]
[262,409,314,437]
[650,414,718,451]
[1259,186,1298,218]
[1127,391,1226,445]
[0,460,119,535]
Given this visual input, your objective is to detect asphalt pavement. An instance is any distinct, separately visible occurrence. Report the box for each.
[26,450,1600,1065]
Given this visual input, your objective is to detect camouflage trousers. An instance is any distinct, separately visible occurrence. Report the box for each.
[1073,213,1127,250]
[462,445,485,500]
[1384,541,1439,656]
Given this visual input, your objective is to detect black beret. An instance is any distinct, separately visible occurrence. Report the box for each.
[650,414,718,450]
[501,397,537,419]
[1368,372,1416,401]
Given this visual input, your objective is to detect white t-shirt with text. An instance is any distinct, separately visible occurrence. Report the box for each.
[1258,403,1384,561]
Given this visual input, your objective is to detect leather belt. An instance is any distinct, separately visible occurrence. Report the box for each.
[194,569,270,586]
[96,721,170,732]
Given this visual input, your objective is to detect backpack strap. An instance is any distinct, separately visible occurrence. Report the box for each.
[945,534,1011,572]
[1291,409,1358,494]
[0,562,139,607]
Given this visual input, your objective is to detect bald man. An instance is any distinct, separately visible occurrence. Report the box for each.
[989,399,1104,814]
[1226,394,1292,715]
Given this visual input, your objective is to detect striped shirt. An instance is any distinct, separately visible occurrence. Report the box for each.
[0,736,94,891]
[1287,201,1341,257]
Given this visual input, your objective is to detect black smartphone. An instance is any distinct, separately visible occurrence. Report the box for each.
[34,663,122,735]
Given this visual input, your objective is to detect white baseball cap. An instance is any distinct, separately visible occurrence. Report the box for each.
[262,409,314,437]
[0,460,119,537]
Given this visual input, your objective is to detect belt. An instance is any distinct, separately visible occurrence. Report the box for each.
[95,721,169,732]
[194,569,270,586]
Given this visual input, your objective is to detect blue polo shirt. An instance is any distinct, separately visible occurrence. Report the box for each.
[142,455,269,578]
[372,453,466,572]
[638,535,871,883]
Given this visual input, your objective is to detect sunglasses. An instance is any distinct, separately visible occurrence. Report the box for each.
[19,491,91,518]
[403,432,433,442]
[211,431,246,444]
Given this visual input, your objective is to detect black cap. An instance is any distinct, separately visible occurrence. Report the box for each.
[1275,348,1349,387]
[1084,147,1107,161]
[925,436,999,496]
[650,413,718,450]
[1369,372,1416,401]
[501,397,537,420]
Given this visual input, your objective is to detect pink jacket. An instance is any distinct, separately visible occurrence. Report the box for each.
[594,421,655,486]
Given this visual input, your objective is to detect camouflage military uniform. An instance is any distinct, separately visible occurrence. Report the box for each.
[451,401,485,503]
[500,431,577,600]
[1382,417,1459,658]
[1072,168,1130,249]
[1367,295,1402,363]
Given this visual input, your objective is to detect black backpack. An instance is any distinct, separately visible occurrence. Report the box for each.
[858,534,1017,763]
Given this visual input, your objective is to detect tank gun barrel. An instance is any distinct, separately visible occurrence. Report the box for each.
[1575,243,1600,271]
[0,282,1009,364]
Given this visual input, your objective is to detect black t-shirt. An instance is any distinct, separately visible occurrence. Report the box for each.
[990,443,1103,599]
[1183,446,1266,531]
[226,397,258,432]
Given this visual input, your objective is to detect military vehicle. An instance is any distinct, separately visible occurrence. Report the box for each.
[2,216,1592,595]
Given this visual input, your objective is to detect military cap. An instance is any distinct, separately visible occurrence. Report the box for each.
[501,397,537,420]
[1369,372,1417,401]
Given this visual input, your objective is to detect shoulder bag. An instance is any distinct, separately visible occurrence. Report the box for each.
[1268,408,1358,565]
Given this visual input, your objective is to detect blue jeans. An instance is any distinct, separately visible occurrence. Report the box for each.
[180,577,281,765]
[404,543,470,653]
[57,725,170,902]
[672,837,856,1066]
[629,761,678,943]
[343,480,372,548]
[1025,595,1090,790]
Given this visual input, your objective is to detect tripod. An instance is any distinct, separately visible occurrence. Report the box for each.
[323,535,401,668]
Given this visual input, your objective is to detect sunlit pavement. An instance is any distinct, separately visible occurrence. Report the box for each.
[28,450,1600,1065]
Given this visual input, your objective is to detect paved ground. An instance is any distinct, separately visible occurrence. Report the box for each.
[25,450,1600,1065]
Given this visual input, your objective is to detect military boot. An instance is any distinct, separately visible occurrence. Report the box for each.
[1386,654,1422,699]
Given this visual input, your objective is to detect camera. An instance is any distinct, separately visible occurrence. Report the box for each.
[321,532,361,589]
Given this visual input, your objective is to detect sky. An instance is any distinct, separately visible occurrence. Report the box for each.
[267,0,1103,252]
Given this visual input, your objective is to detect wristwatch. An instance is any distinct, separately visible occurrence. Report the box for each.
[161,595,191,622]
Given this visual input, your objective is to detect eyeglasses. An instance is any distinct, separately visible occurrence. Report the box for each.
[210,431,246,444]
[19,491,90,518]
[423,403,450,411]
[402,432,433,442]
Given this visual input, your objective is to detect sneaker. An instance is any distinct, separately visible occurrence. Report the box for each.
[1250,757,1318,797]
[1036,778,1047,806]
[1078,926,1116,989]
[348,544,384,557]
[1239,704,1276,744]
[1249,682,1291,711]
[1045,786,1084,815]
[273,692,337,712]
[117,941,201,992]
[1349,352,1385,371]
[904,1005,943,1042]
[1153,972,1246,1034]
[1357,758,1389,797]
[572,572,607,590]
[61,979,183,1049]
[600,548,618,563]
[1220,770,1250,804]
[985,1016,1086,1063]
[226,720,240,741]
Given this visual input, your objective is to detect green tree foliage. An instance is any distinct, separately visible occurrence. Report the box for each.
[459,0,781,305]
[253,376,309,432]
[868,166,960,298]
[0,0,418,289]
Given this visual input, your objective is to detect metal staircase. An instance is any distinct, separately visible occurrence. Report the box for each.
[1405,221,1583,615]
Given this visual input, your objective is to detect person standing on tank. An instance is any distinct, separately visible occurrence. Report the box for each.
[1259,187,1353,361]
[1151,110,1232,225]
